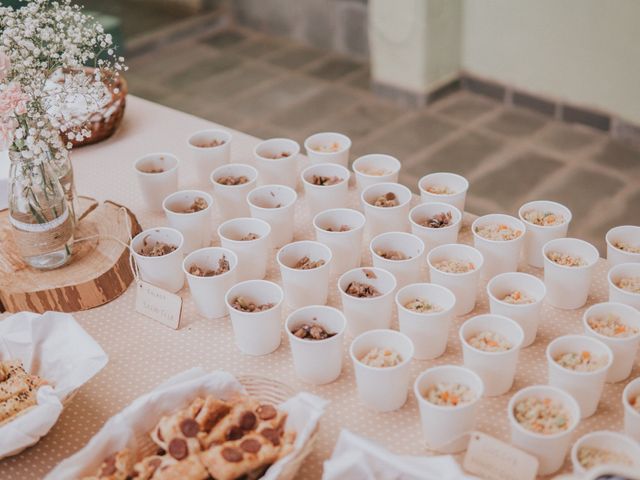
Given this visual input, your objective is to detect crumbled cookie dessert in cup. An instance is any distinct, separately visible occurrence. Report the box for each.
[467,331,512,352]
[522,210,565,226]
[231,296,275,312]
[375,249,409,261]
[425,185,454,195]
[310,175,342,186]
[324,224,351,232]
[173,197,207,213]
[587,313,639,338]
[577,445,633,470]
[359,167,390,176]
[359,347,402,367]
[475,223,522,241]
[140,166,164,174]
[139,237,177,257]
[372,192,398,207]
[194,138,225,148]
[546,251,586,267]
[630,395,640,412]
[404,298,442,313]
[216,175,249,186]
[188,256,230,277]
[239,232,259,241]
[613,241,640,254]
[265,151,291,159]
[501,290,535,304]
[554,351,608,372]
[311,142,340,153]
[419,211,453,228]
[616,276,640,293]
[513,397,571,434]
[433,259,475,273]
[293,256,326,270]
[291,322,336,340]
[424,383,475,407]
[345,281,381,298]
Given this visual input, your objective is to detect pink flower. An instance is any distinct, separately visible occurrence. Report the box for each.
[0,83,29,117]
[0,51,9,83]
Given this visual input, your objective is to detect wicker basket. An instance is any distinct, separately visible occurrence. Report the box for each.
[66,68,127,148]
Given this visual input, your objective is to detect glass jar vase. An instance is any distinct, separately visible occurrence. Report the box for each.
[8,151,74,270]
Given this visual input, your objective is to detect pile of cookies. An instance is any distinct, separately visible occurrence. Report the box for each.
[0,360,47,425]
[83,395,295,480]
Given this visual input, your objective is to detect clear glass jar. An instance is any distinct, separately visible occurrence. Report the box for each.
[8,151,74,270]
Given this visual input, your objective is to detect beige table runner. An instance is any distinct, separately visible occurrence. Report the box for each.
[0,96,634,479]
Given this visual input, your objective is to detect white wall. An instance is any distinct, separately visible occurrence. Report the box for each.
[462,0,640,124]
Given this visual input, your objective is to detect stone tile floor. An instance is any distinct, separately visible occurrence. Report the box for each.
[126,27,640,254]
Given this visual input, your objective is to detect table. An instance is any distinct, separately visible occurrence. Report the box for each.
[0,96,633,479]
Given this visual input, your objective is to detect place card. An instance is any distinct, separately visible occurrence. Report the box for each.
[135,280,182,329]
[463,431,538,480]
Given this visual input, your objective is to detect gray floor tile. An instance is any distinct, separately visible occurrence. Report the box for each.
[231,37,287,59]
[127,43,220,82]
[200,30,248,48]
[307,57,364,81]
[536,168,624,225]
[483,108,548,138]
[362,114,456,160]
[316,102,403,140]
[438,94,499,123]
[266,45,327,69]
[588,191,640,254]
[346,68,371,91]
[410,131,503,178]
[592,140,640,176]
[536,124,599,152]
[270,87,360,130]
[223,75,325,117]
[241,122,291,141]
[166,52,245,88]
[472,151,564,206]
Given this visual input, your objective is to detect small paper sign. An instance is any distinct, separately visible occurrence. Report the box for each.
[463,432,538,480]
[135,280,182,329]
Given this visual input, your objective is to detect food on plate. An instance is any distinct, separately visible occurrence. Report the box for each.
[467,331,512,352]
[475,223,522,241]
[359,347,402,368]
[188,256,230,277]
[0,360,48,425]
[513,397,571,434]
[423,383,475,407]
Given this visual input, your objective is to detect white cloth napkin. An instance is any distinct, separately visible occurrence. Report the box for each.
[0,311,109,458]
[45,368,327,480]
[323,430,477,480]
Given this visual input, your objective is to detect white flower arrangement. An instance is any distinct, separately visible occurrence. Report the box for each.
[0,0,127,160]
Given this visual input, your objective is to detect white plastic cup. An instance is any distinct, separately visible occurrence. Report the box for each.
[131,227,185,293]
[606,225,640,266]
[312,208,366,276]
[187,129,232,185]
[162,190,213,254]
[608,262,640,310]
[546,335,613,418]
[247,185,297,248]
[225,280,283,356]
[277,241,332,309]
[409,202,462,253]
[518,200,572,268]
[182,247,238,319]
[414,365,484,453]
[543,238,599,310]
[304,132,351,167]
[361,182,412,237]
[508,385,581,476]
[217,218,271,281]
[338,267,397,336]
[487,272,547,347]
[427,244,484,316]
[460,314,524,397]
[285,306,346,384]
[583,302,640,383]
[395,283,456,359]
[350,329,414,412]
[622,377,640,442]
[418,172,469,212]
[253,138,300,189]
[301,163,350,216]
[134,153,179,212]
[570,430,640,475]
[472,214,526,279]
[352,154,401,191]
[370,232,425,289]
[210,163,258,221]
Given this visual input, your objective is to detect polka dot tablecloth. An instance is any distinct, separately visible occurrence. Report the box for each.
[0,97,635,479]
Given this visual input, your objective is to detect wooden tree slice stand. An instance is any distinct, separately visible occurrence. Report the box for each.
[0,197,142,313]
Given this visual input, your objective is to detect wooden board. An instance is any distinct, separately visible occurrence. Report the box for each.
[0,197,142,313]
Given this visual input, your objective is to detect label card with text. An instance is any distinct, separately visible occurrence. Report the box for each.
[463,432,538,480]
[135,280,182,329]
